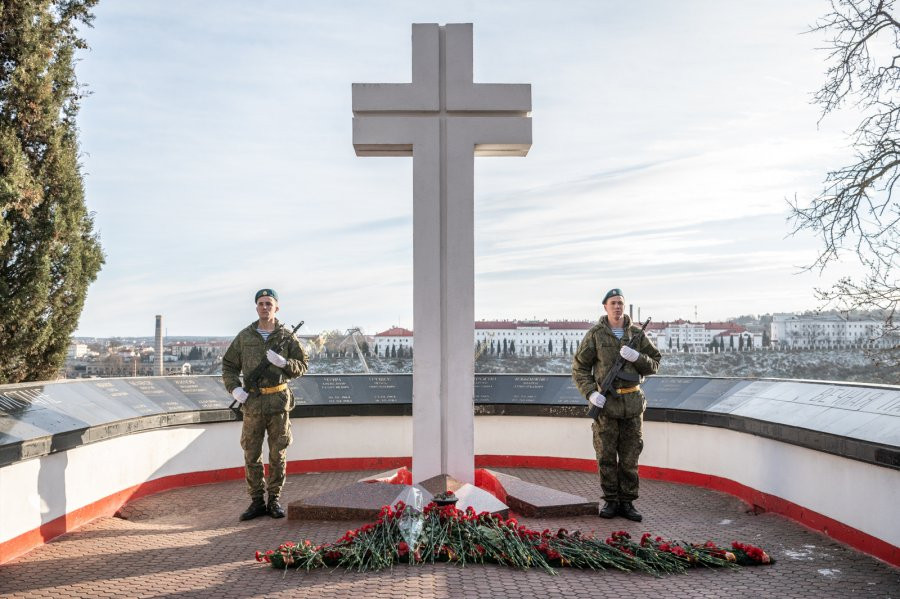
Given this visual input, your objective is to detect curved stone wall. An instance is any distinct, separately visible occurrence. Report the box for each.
[0,375,897,565]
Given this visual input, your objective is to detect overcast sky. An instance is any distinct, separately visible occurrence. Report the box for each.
[72,1,865,337]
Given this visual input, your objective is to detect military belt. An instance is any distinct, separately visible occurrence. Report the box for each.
[616,385,641,395]
[257,383,288,395]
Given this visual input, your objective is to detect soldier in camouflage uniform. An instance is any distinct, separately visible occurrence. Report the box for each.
[223,289,308,520]
[572,288,660,522]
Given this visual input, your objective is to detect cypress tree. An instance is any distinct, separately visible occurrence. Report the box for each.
[0,0,104,383]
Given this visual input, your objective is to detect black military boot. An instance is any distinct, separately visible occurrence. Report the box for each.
[239,497,267,521]
[599,501,618,518]
[267,497,285,519]
[618,501,643,522]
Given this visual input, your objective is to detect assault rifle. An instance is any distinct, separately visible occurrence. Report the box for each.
[229,320,304,415]
[588,317,651,419]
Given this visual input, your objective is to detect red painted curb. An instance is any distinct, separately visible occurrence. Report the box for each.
[638,464,899,569]
[0,466,245,565]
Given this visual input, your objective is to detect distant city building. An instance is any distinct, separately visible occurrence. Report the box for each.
[373,327,414,357]
[647,320,760,353]
[374,320,595,357]
[373,318,770,356]
[166,340,230,360]
[67,342,89,359]
[770,314,886,349]
[474,320,594,357]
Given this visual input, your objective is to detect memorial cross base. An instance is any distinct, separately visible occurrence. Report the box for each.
[287,468,598,520]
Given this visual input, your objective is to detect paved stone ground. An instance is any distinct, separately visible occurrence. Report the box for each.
[1,469,897,598]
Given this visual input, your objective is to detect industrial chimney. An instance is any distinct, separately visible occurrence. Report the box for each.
[155,315,164,376]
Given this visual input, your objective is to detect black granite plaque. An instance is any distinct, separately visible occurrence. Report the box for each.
[363,375,410,404]
[643,377,705,407]
[0,385,64,415]
[675,379,748,411]
[707,381,777,413]
[474,374,500,403]
[871,394,900,417]
[291,375,412,406]
[74,379,163,421]
[475,375,583,405]
[124,379,178,415]
[788,385,893,412]
[166,377,228,409]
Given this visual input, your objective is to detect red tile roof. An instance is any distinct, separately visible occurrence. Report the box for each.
[375,327,413,337]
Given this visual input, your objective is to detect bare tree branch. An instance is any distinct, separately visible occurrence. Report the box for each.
[791,0,899,367]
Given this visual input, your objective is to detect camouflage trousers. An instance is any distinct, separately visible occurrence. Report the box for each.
[240,411,292,500]
[592,413,644,502]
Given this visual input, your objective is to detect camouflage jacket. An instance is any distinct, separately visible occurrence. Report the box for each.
[222,319,308,414]
[571,314,661,419]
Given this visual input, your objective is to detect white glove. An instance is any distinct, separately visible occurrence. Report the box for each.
[231,387,249,404]
[588,391,606,409]
[266,349,288,368]
[619,346,640,362]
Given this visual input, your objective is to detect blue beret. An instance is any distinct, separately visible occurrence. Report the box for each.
[602,288,623,304]
[255,288,279,302]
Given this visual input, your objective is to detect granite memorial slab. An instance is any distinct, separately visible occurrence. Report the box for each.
[475,374,584,405]
[643,377,709,408]
[729,398,833,428]
[291,374,411,406]
[484,470,598,517]
[670,379,749,411]
[799,407,884,438]
[706,381,779,414]
[287,481,430,520]
[844,417,900,446]
[869,393,900,416]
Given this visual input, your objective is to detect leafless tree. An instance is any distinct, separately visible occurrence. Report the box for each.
[791,0,899,364]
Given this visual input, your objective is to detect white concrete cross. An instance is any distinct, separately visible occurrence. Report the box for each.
[352,24,532,484]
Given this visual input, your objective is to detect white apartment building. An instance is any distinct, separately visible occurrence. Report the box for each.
[374,321,595,357]
[474,320,594,357]
[770,314,886,349]
[373,327,414,357]
[647,320,761,353]
[67,342,89,359]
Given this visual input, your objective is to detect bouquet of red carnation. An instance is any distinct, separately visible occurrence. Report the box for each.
[256,501,776,575]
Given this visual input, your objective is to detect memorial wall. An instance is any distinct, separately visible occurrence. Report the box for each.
[0,375,897,469]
